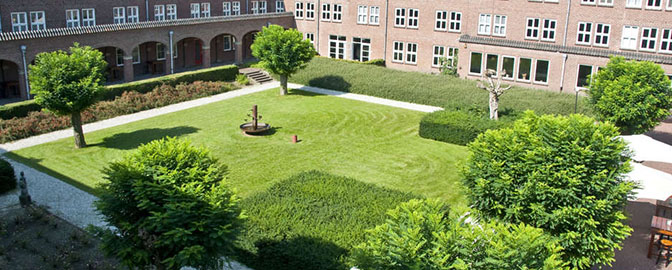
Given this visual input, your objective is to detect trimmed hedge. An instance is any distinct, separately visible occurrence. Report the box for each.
[0,65,239,120]
[0,159,17,195]
[235,171,418,270]
[419,109,515,146]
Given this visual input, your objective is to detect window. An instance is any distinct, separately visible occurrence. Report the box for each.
[252,1,259,14]
[127,6,139,23]
[446,48,458,67]
[66,9,80,28]
[526,18,540,39]
[581,0,596,3]
[406,43,418,64]
[232,2,241,15]
[621,25,639,49]
[598,0,614,5]
[486,54,499,75]
[11,12,27,32]
[223,2,231,16]
[641,27,658,51]
[541,19,556,41]
[155,5,166,20]
[329,35,346,59]
[116,48,125,66]
[191,3,201,18]
[295,2,304,18]
[132,47,141,64]
[81,9,95,26]
[478,14,491,35]
[358,5,368,24]
[407,9,419,28]
[167,4,178,19]
[393,41,404,62]
[257,1,267,14]
[470,52,483,74]
[534,59,549,84]
[30,11,46,30]
[353,37,371,62]
[305,2,315,19]
[432,46,445,67]
[661,29,672,53]
[493,15,506,36]
[449,12,461,32]
[369,6,380,25]
[502,56,515,79]
[577,65,593,88]
[518,58,532,81]
[668,0,672,9]
[576,22,592,45]
[627,0,643,7]
[435,11,447,31]
[332,4,342,22]
[321,3,331,21]
[201,2,211,17]
[276,1,285,12]
[394,8,405,27]
[594,23,610,46]
[113,7,125,24]
[305,33,314,45]
[156,44,166,61]
[646,0,663,9]
[223,35,233,51]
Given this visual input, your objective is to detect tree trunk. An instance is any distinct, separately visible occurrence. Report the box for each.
[489,92,499,120]
[279,75,288,95]
[71,112,86,148]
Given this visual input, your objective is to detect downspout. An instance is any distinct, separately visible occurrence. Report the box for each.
[20,45,30,98]
[145,0,150,21]
[383,0,389,61]
[316,0,321,52]
[562,0,571,46]
[559,53,567,92]
[169,31,174,74]
[246,0,250,14]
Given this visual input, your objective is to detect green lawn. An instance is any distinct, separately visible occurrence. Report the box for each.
[291,57,592,116]
[7,88,467,204]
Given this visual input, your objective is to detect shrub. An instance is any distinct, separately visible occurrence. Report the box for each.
[0,159,16,195]
[419,109,514,146]
[94,138,244,270]
[589,56,672,134]
[363,59,385,67]
[0,101,43,120]
[461,111,636,269]
[236,74,250,85]
[235,171,418,270]
[352,199,566,270]
[0,81,235,143]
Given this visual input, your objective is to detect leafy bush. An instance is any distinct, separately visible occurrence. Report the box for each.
[235,171,418,270]
[363,59,385,67]
[419,108,515,146]
[589,56,672,134]
[352,199,566,270]
[0,159,16,195]
[94,138,244,270]
[0,81,235,143]
[236,74,250,85]
[462,111,636,269]
[0,101,43,120]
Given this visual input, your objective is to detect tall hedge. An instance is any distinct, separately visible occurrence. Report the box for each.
[461,111,636,269]
[0,159,16,195]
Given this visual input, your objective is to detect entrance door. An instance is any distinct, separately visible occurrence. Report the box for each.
[195,40,203,66]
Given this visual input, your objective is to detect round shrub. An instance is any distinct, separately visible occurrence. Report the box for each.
[94,137,244,270]
[589,56,672,134]
[462,111,636,269]
[419,109,513,146]
[352,199,565,270]
[0,159,16,194]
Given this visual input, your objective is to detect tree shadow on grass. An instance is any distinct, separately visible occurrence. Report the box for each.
[95,126,200,150]
[307,75,352,93]
[3,154,100,195]
[235,235,349,270]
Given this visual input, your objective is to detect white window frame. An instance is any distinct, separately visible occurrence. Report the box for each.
[576,22,593,45]
[517,57,533,82]
[621,25,639,50]
[252,1,260,14]
[407,8,419,29]
[223,2,232,16]
[598,0,614,6]
[113,7,126,24]
[66,9,80,28]
[127,6,139,23]
[449,11,461,32]
[626,0,643,8]
[432,45,445,67]
[81,9,95,27]
[405,43,418,64]
[156,44,166,61]
[132,47,141,64]
[201,2,211,17]
[594,23,610,47]
[305,2,315,19]
[332,4,342,22]
[357,5,368,24]
[393,41,404,63]
[576,64,594,90]
[646,0,663,9]
[321,3,331,21]
[581,0,597,4]
[155,5,166,20]
[305,32,315,45]
[478,14,492,35]
[352,37,371,62]
[276,1,285,12]
[259,1,267,14]
[167,4,178,20]
[223,35,233,51]
[660,29,672,54]
[11,12,28,32]
[191,3,201,18]
[232,2,241,15]
[668,0,672,10]
[446,47,458,68]
[328,35,346,59]
[501,56,516,80]
[541,19,557,42]
[295,2,304,18]
[534,59,550,85]
[394,8,405,27]
[435,11,447,31]
[29,11,46,30]
[640,27,658,51]
[116,48,125,67]
[469,52,484,75]
[369,6,380,25]
[526,18,540,40]
[493,15,507,37]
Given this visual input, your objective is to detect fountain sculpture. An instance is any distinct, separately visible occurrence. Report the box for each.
[240,105,271,135]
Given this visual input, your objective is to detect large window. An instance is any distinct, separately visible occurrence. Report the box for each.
[358,5,368,24]
[232,2,241,15]
[526,18,540,39]
[394,8,405,27]
[577,65,593,88]
[155,5,166,20]
[541,19,556,41]
[81,9,95,26]
[406,43,418,64]
[369,6,380,25]
[594,24,610,46]
[393,41,404,63]
[646,0,663,9]
[201,2,211,17]
[223,35,233,51]
[502,56,515,79]
[435,11,447,31]
[191,3,201,18]
[626,0,642,7]
[449,12,461,32]
[113,7,126,24]
[156,44,166,60]
[132,47,141,64]
[534,59,550,84]
[295,2,304,18]
[478,14,491,35]
[493,15,506,36]
[577,22,592,45]
[258,1,268,14]
[252,1,260,14]
[432,46,445,67]
[470,52,483,74]
[167,4,178,19]
[11,12,27,32]
[446,48,458,68]
[30,11,46,30]
[353,37,371,62]
[332,4,342,22]
[127,6,139,22]
[486,54,499,75]
[223,2,231,16]
[407,9,419,28]
[329,35,346,59]
[305,2,314,19]
[621,25,639,49]
[641,27,658,51]
[305,33,314,46]
[518,58,532,81]
[276,1,285,12]
[66,9,80,28]
[321,3,331,21]
[116,48,125,66]
[661,29,672,53]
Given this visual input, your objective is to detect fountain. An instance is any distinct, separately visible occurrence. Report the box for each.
[240,105,271,135]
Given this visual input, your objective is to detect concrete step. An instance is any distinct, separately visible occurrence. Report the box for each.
[243,69,274,85]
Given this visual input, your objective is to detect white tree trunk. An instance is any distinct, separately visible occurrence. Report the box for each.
[489,92,499,120]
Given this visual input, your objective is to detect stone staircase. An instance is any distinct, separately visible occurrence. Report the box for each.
[240,68,274,85]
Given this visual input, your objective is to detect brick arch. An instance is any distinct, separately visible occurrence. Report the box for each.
[241,30,260,61]
[209,33,238,65]
[0,59,23,99]
[174,36,206,69]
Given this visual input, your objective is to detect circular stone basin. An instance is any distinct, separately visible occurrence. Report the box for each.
[240,122,271,135]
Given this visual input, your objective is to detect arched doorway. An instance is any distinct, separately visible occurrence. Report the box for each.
[242,31,259,61]
[0,60,21,100]
[175,37,204,70]
[210,34,237,65]
[96,46,126,82]
[134,41,169,77]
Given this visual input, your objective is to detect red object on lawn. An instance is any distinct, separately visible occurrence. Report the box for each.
[292,135,298,144]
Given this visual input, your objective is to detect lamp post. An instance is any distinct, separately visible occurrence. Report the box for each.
[574,87,584,114]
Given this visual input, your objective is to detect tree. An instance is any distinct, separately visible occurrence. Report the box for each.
[251,24,316,95]
[29,44,107,148]
[462,111,636,269]
[94,138,244,270]
[589,56,672,134]
[352,199,566,270]
[477,69,512,120]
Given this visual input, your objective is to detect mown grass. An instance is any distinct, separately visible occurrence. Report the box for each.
[291,57,592,116]
[7,88,467,202]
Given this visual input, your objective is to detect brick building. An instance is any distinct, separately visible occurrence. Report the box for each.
[0,0,294,101]
[291,0,672,93]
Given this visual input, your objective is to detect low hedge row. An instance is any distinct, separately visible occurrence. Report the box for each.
[0,65,239,120]
[419,108,516,146]
[235,171,418,270]
[0,81,236,143]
